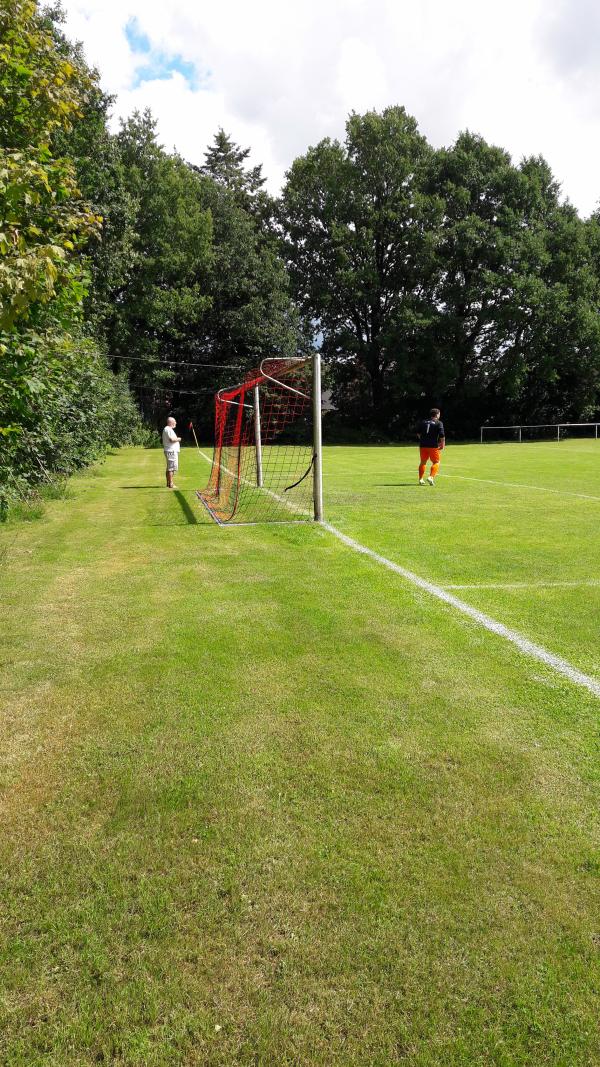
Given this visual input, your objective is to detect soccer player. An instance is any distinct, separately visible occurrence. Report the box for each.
[417,408,445,485]
[162,416,181,489]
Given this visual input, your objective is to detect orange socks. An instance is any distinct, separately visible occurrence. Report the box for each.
[419,463,426,479]
[431,462,440,478]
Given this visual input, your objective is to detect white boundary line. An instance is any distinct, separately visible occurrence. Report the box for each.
[443,580,600,590]
[322,523,600,699]
[441,471,600,503]
[193,446,600,699]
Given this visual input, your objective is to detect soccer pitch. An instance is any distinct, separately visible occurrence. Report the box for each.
[325,439,600,683]
[1,441,599,1065]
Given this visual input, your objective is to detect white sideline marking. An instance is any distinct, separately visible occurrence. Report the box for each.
[195,446,600,699]
[322,523,600,700]
[442,471,600,503]
[444,580,600,590]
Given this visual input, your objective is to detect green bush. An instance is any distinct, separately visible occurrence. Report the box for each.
[0,329,146,520]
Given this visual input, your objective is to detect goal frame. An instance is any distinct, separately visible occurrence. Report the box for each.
[198,352,323,525]
[480,421,600,443]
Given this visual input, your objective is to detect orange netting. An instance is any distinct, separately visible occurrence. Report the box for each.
[198,358,313,524]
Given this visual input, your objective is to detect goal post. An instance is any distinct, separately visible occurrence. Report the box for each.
[312,351,323,522]
[198,354,324,525]
[253,385,263,488]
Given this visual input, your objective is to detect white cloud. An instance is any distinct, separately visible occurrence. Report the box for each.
[60,0,600,215]
[335,38,389,115]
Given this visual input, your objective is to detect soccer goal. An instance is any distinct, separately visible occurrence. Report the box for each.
[197,354,323,525]
[480,422,600,444]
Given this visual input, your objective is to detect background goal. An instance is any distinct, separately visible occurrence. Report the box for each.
[480,422,600,443]
[198,355,323,524]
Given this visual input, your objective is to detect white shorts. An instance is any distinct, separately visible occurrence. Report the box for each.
[164,448,179,473]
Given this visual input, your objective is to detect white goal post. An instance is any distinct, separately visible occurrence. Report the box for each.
[480,422,600,443]
[198,352,323,524]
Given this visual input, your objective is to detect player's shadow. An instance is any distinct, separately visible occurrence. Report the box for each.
[374,483,421,487]
[173,490,202,525]
[119,485,213,525]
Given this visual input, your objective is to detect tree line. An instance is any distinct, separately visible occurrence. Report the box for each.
[2,0,600,516]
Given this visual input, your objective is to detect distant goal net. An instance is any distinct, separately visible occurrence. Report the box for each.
[480,422,600,444]
[198,355,323,524]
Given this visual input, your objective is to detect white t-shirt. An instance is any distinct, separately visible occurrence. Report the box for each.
[162,426,180,452]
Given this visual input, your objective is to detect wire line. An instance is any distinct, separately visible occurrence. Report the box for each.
[110,353,242,370]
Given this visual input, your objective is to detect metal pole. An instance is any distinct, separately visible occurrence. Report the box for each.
[312,352,324,522]
[518,426,522,443]
[557,424,560,442]
[480,427,483,444]
[253,385,263,488]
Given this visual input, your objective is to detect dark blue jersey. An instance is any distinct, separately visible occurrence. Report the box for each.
[418,418,445,447]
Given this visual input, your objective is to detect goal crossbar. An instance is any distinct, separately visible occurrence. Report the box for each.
[198,354,323,524]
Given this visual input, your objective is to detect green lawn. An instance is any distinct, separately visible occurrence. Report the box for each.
[1,442,599,1066]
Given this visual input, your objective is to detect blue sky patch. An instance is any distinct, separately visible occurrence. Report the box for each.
[125,18,205,90]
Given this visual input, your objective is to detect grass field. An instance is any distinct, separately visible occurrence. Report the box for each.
[1,440,599,1065]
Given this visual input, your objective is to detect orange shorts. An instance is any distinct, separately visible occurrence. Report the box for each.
[420,447,441,464]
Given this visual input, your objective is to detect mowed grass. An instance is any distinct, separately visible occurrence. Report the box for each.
[0,442,599,1066]
[326,439,600,677]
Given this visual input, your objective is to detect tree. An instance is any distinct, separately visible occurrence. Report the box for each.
[200,128,277,233]
[197,179,300,371]
[194,134,302,431]
[44,4,139,337]
[94,119,300,433]
[0,0,142,518]
[423,140,600,431]
[282,109,600,436]
[87,108,214,422]
[509,193,600,425]
[0,0,100,329]
[280,106,440,430]
[414,132,545,430]
[201,128,266,198]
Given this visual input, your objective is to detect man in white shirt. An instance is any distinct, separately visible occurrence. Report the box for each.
[162,417,181,489]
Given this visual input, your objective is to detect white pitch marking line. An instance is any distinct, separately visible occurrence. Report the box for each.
[441,471,600,503]
[195,446,600,699]
[322,523,600,700]
[443,580,600,590]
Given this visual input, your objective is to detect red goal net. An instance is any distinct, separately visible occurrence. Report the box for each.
[198,358,315,524]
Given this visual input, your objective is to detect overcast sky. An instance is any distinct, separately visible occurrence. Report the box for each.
[61,0,600,217]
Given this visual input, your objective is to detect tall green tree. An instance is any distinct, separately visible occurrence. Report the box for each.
[414,132,548,429]
[0,0,100,329]
[43,4,139,338]
[282,110,600,435]
[200,128,276,231]
[423,140,600,430]
[201,128,266,198]
[107,111,213,370]
[0,0,142,517]
[280,106,440,429]
[96,120,300,432]
[198,178,300,369]
[512,196,600,425]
